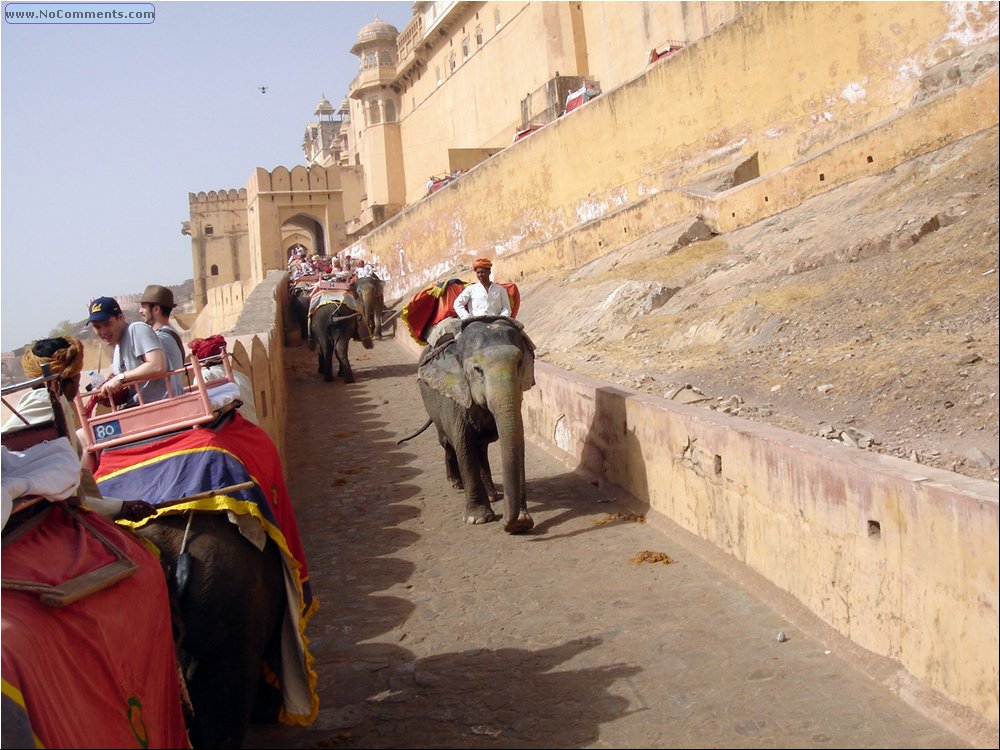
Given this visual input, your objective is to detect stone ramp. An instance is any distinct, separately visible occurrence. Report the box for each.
[245,339,972,748]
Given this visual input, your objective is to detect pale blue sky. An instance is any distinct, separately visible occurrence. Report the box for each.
[1,0,414,351]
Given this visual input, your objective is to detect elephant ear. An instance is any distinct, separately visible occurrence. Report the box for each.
[418,349,473,409]
[515,327,537,392]
[520,340,536,392]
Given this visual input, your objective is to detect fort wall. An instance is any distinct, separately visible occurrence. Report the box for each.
[342,2,998,306]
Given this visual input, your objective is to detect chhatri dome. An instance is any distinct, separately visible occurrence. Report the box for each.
[314,94,335,118]
[351,16,399,53]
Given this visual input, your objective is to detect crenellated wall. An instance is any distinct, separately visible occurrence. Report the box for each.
[188,189,250,311]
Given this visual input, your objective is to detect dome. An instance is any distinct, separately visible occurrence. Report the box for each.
[314,95,335,117]
[351,17,398,53]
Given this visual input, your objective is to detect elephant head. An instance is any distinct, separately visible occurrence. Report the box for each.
[415,315,535,533]
[352,277,385,341]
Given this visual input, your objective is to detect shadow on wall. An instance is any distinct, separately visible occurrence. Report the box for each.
[579,386,651,513]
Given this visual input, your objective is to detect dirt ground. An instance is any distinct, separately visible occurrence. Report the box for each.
[402,126,1000,483]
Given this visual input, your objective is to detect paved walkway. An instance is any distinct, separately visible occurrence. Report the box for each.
[245,338,970,749]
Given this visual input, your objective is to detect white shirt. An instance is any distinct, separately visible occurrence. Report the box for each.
[1,391,126,519]
[453,282,511,319]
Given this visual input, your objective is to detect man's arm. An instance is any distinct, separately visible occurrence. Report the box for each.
[105,348,166,394]
[105,325,167,394]
[453,287,472,319]
[496,285,512,317]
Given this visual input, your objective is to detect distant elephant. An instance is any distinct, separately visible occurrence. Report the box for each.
[136,513,286,749]
[399,315,536,533]
[310,299,373,383]
[289,287,311,345]
[353,276,385,340]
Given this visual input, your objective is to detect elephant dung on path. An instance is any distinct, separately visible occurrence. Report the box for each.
[310,299,373,383]
[353,276,385,341]
[399,315,536,534]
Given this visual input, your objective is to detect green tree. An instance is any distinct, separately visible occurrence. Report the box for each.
[48,320,77,337]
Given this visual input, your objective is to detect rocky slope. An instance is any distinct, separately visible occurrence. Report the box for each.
[507,126,999,482]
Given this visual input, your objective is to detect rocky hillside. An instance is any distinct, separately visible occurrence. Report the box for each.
[509,126,999,482]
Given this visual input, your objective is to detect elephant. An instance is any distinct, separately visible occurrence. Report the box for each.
[310,298,373,383]
[289,287,312,345]
[399,315,536,533]
[353,276,385,340]
[136,512,286,749]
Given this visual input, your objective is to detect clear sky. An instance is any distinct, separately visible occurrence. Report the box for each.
[0,0,415,352]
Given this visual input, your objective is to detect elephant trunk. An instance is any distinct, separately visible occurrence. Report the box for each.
[490,386,530,534]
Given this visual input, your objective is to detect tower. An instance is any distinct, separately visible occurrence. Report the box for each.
[346,16,406,234]
[302,94,343,168]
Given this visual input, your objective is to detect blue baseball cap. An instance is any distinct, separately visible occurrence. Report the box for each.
[87,296,123,323]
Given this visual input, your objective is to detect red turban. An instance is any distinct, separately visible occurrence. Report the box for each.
[189,334,227,359]
[472,258,493,271]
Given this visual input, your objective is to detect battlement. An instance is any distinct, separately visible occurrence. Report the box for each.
[189,188,248,207]
[247,164,346,198]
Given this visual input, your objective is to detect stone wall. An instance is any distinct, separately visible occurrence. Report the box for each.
[342,2,999,306]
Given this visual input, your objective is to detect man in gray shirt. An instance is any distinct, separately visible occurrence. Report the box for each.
[87,296,168,405]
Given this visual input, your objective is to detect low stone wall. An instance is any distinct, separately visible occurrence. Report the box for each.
[186,272,289,464]
[395,330,998,744]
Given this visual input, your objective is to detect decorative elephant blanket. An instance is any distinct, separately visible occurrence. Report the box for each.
[402,279,521,345]
[2,503,191,749]
[308,285,357,311]
[93,412,319,728]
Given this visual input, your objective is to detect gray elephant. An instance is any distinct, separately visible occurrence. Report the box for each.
[353,276,385,340]
[399,315,536,533]
[137,513,286,748]
[310,299,373,382]
[91,408,318,749]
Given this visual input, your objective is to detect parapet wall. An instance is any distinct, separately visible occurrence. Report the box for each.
[395,331,999,746]
[189,188,247,208]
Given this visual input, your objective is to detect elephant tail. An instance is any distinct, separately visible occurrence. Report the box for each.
[396,418,433,445]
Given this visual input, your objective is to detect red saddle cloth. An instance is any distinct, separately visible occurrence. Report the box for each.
[2,504,191,749]
[402,279,520,345]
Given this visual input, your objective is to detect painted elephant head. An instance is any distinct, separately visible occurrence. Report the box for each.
[415,315,536,533]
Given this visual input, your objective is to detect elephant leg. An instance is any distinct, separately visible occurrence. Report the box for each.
[477,442,503,503]
[321,339,334,382]
[454,438,496,525]
[442,440,463,490]
[336,330,355,383]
